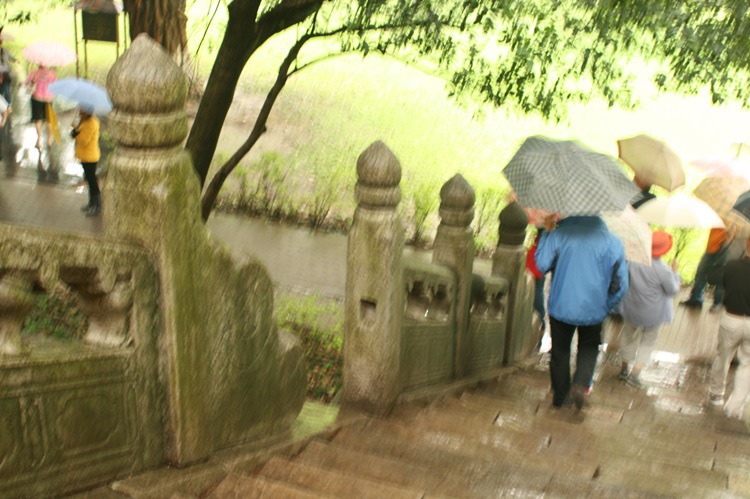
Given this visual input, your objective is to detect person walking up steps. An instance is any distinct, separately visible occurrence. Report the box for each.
[24,63,56,149]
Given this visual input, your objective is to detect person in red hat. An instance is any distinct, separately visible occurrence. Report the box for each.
[617,230,680,388]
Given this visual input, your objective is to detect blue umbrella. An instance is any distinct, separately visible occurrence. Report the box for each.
[48,78,112,115]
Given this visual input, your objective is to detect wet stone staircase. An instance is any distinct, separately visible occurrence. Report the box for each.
[205,354,750,498]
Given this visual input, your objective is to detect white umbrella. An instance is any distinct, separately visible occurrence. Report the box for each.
[617,134,685,191]
[602,207,653,266]
[636,195,724,228]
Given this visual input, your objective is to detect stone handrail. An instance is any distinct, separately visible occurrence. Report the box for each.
[343,141,539,414]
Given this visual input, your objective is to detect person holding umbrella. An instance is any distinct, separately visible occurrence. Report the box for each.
[24,63,56,149]
[503,136,637,410]
[707,235,750,419]
[536,213,629,409]
[71,104,101,216]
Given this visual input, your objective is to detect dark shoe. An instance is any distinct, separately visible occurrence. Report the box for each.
[709,393,724,406]
[571,384,586,410]
[619,366,630,381]
[625,375,644,389]
[680,299,702,309]
[85,195,101,217]
[86,204,101,217]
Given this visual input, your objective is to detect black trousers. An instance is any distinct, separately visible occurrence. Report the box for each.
[549,316,602,406]
[82,162,100,201]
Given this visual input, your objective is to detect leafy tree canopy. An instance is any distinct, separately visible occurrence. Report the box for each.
[187,0,750,219]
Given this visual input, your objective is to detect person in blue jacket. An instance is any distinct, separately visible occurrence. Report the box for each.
[536,214,629,410]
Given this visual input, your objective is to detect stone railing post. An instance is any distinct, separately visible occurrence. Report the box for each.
[432,174,475,378]
[104,35,210,465]
[491,200,530,364]
[342,141,404,414]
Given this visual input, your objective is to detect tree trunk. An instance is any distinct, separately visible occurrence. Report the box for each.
[185,18,255,187]
[124,0,187,55]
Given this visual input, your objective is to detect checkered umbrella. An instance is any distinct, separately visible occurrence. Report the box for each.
[693,176,750,228]
[503,136,639,216]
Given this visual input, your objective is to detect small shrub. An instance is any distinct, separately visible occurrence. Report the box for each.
[404,180,439,246]
[274,293,343,402]
[305,170,343,229]
[473,184,508,253]
[22,288,87,341]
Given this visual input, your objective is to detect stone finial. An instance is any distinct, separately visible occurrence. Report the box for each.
[438,174,475,227]
[355,141,402,208]
[498,201,528,246]
[106,34,189,148]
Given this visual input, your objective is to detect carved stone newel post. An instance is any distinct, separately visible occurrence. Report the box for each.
[432,174,475,377]
[104,34,211,465]
[492,201,530,363]
[343,141,404,414]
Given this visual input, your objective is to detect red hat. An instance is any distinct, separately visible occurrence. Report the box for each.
[652,230,673,258]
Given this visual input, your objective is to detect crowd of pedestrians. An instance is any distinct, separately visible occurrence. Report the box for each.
[524,174,750,423]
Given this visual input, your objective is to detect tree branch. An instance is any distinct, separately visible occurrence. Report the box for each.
[253,0,325,54]
[201,34,313,221]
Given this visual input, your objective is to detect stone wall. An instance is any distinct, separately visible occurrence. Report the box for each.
[0,225,164,496]
[342,141,539,414]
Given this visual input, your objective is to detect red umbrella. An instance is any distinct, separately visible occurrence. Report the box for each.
[22,41,76,67]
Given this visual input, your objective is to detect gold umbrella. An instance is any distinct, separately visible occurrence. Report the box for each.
[617,134,685,191]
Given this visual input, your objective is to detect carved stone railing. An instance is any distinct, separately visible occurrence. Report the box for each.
[0,224,164,497]
[401,258,456,391]
[343,142,538,414]
[0,34,307,497]
[466,273,510,374]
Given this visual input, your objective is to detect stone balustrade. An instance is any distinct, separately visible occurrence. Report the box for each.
[0,224,164,496]
[343,141,539,414]
[0,34,305,497]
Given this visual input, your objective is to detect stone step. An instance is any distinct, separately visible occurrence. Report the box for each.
[397,389,722,477]
[544,473,669,498]
[595,455,729,497]
[206,473,325,499]
[258,455,424,498]
[296,439,438,492]
[330,425,554,494]
[356,418,599,480]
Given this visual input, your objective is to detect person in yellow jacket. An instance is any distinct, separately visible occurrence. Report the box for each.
[71,106,101,216]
